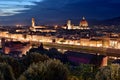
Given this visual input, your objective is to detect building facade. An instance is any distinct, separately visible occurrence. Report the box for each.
[67,17,90,30]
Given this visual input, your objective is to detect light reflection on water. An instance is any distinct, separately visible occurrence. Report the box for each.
[44,46,67,54]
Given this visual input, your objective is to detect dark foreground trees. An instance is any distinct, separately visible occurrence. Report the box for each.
[0,52,120,80]
[19,59,68,80]
[96,64,120,80]
[0,63,15,80]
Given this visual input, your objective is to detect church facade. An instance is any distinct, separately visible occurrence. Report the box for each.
[67,17,90,30]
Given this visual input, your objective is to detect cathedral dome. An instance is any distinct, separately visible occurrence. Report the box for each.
[79,17,88,27]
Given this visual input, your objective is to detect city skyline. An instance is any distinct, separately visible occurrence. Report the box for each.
[0,1,120,79]
[0,0,120,25]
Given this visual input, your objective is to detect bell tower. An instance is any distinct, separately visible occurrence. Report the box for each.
[67,20,72,29]
[32,18,35,27]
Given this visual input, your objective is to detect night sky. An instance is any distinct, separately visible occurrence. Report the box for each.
[0,0,120,26]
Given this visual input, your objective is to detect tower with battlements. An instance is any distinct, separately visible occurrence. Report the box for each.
[32,18,35,27]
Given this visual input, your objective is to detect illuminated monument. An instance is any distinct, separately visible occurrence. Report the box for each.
[32,18,35,27]
[30,18,46,32]
[67,17,89,30]
[30,18,56,32]
[79,17,89,29]
[67,20,72,29]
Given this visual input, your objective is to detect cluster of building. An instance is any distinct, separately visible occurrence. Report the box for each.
[0,29,120,49]
[0,17,120,58]
[66,17,89,30]
[30,18,56,32]
[30,17,89,32]
[1,38,31,57]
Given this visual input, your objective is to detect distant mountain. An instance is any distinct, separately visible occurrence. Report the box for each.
[87,19,101,26]
[88,17,120,26]
[101,17,120,26]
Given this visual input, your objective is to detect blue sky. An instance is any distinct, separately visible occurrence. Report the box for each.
[0,0,43,16]
[0,0,120,26]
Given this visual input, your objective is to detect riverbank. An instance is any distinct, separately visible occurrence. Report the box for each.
[43,42,107,55]
[43,42,120,57]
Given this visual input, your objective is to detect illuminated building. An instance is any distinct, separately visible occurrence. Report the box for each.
[66,17,89,30]
[1,39,31,57]
[1,30,120,50]
[67,20,72,29]
[30,18,56,32]
[32,18,35,27]
[30,18,46,32]
[79,17,89,29]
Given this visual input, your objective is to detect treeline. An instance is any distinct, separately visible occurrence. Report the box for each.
[0,53,68,80]
[0,44,119,80]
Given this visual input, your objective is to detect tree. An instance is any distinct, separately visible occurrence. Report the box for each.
[68,76,79,80]
[0,55,22,78]
[19,59,68,80]
[110,64,120,80]
[96,66,112,80]
[21,52,49,69]
[0,63,15,80]
[48,48,63,61]
[0,53,49,79]
[96,64,120,80]
[38,43,44,51]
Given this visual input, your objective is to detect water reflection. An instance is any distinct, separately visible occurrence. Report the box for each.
[44,46,67,53]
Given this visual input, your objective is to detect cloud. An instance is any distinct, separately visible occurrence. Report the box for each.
[0,0,43,16]
[1,0,120,25]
